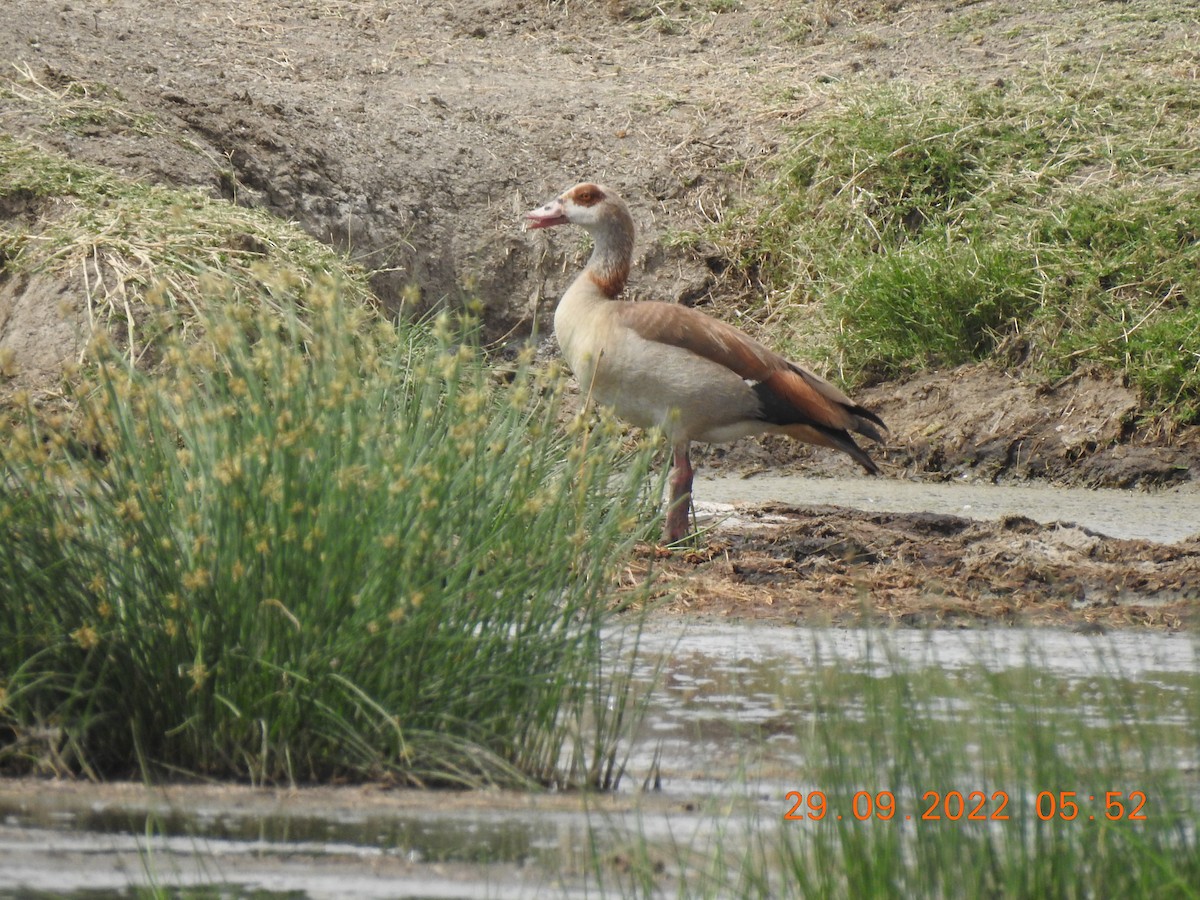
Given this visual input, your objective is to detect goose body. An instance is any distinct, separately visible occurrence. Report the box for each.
[526,182,886,543]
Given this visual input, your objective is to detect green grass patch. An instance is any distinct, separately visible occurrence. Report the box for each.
[714,62,1200,424]
[830,237,1042,378]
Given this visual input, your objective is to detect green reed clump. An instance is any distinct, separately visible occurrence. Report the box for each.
[0,283,660,787]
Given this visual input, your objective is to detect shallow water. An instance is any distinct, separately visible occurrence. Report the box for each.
[698,474,1200,544]
[0,812,602,899]
[625,622,1199,790]
[2,623,1196,898]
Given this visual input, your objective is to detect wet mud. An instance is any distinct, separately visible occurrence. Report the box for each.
[623,478,1200,631]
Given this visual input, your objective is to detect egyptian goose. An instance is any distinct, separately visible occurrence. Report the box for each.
[526,182,886,543]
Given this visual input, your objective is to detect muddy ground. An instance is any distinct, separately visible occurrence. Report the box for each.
[2,0,1197,628]
[624,507,1200,631]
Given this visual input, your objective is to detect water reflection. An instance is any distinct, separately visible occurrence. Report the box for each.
[623,623,1199,790]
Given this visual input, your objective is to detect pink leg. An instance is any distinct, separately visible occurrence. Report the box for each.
[665,442,694,544]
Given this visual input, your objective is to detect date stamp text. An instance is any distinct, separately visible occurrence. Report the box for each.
[783,790,1148,822]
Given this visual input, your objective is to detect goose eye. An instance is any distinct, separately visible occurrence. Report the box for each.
[573,185,603,206]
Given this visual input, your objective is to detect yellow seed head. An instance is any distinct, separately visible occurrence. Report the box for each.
[182,567,211,591]
[71,624,100,650]
[184,661,210,692]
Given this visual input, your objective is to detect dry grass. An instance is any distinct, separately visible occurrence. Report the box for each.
[0,135,376,378]
[1,62,164,138]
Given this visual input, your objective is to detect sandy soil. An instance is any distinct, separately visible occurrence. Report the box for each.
[1,0,1197,627]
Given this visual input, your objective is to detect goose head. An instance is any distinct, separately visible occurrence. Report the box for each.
[526,182,630,234]
[526,182,635,297]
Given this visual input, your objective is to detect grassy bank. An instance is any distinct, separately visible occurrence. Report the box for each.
[713,7,1200,426]
[0,144,661,788]
[0,135,378,371]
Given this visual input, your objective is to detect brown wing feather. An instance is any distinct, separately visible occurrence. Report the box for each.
[770,367,888,443]
[761,368,858,433]
[616,302,777,380]
[616,301,887,442]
